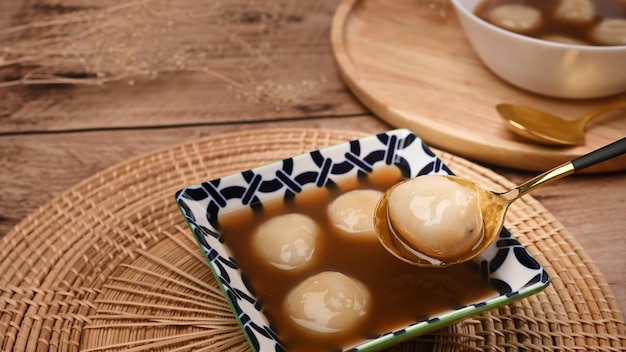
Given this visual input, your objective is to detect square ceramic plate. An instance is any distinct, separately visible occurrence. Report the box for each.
[175,129,550,351]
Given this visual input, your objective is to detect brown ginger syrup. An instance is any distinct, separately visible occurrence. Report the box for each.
[474,0,626,46]
[218,166,498,351]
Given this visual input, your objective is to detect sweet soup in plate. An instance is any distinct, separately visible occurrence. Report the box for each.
[219,166,497,351]
[475,0,626,46]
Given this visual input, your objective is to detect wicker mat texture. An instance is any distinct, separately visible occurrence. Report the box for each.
[1,128,625,352]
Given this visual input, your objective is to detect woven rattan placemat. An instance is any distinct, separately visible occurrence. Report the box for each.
[1,128,625,352]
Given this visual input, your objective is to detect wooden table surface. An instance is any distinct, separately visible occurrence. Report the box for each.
[1,0,624,320]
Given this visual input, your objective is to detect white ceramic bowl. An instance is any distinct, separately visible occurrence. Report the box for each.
[451,0,626,99]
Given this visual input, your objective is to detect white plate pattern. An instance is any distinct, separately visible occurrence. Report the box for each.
[175,129,550,352]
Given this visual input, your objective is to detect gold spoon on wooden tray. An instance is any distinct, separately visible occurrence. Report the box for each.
[374,137,626,267]
[496,100,626,146]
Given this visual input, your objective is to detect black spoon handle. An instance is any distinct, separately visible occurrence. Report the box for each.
[571,137,626,171]
[509,137,626,201]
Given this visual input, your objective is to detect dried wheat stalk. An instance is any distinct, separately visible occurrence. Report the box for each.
[0,0,316,107]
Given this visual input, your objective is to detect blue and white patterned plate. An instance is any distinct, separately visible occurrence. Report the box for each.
[175,129,550,351]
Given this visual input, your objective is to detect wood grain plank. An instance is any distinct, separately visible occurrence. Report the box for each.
[0,115,391,236]
[1,0,369,133]
[0,66,365,133]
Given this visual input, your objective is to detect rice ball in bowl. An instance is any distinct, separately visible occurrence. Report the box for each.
[253,213,319,270]
[285,271,371,333]
[327,189,383,240]
[450,0,626,99]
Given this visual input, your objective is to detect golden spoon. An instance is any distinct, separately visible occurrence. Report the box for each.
[497,100,626,146]
[374,137,626,267]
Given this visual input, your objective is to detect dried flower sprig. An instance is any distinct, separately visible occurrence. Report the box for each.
[0,0,327,108]
[419,0,452,18]
[1,0,178,87]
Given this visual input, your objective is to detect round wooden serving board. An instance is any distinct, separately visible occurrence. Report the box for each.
[330,0,626,173]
